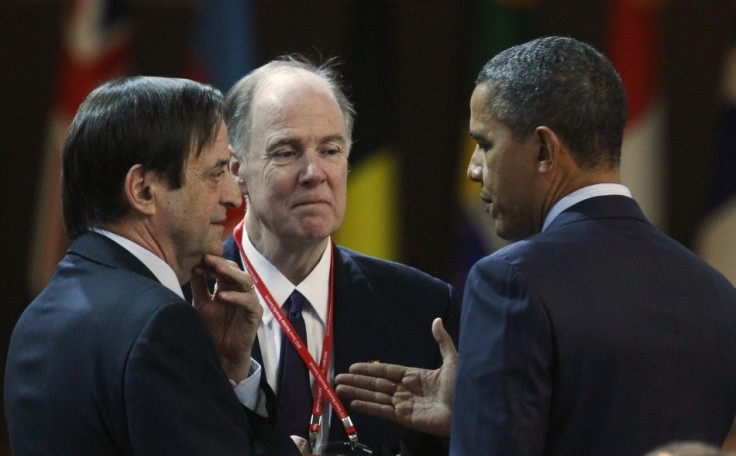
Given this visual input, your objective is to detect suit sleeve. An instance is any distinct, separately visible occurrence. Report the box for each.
[442,283,462,349]
[124,302,253,455]
[450,256,552,456]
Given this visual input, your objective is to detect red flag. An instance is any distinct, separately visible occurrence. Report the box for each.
[607,0,667,228]
[27,0,131,295]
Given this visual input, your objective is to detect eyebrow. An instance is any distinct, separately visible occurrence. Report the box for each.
[469,131,486,142]
[208,158,230,171]
[266,134,347,152]
[320,134,347,145]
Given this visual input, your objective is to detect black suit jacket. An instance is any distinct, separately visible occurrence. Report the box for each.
[221,236,461,455]
[4,232,254,455]
[451,196,736,455]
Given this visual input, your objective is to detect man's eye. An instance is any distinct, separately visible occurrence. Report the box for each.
[273,150,296,159]
[213,170,225,181]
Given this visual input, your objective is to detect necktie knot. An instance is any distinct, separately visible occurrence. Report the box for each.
[285,290,306,319]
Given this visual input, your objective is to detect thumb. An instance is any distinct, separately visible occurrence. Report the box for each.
[189,268,211,308]
[431,318,458,365]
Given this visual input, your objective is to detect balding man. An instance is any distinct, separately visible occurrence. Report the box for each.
[220,57,460,455]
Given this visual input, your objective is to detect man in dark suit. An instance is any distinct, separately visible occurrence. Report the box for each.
[4,76,265,455]
[335,36,736,455]
[221,56,460,455]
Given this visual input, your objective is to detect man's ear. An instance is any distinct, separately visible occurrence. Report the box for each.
[229,147,247,195]
[124,164,157,216]
[535,126,562,173]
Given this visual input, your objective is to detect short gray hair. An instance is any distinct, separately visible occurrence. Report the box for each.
[476,36,627,169]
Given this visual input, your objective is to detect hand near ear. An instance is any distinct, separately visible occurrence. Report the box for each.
[334,318,457,438]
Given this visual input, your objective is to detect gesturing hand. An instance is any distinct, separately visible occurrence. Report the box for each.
[334,318,457,437]
[190,254,263,383]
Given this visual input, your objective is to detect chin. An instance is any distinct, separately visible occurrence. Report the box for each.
[207,242,224,256]
[297,219,338,238]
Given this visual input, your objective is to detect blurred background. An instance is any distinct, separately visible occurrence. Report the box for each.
[2,0,736,453]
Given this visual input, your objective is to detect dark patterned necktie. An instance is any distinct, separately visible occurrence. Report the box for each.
[276,290,312,438]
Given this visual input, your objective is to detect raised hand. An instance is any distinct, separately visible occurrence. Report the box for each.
[190,254,263,382]
[334,318,457,437]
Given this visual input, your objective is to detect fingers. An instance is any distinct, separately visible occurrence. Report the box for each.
[431,318,458,365]
[335,383,392,407]
[198,255,261,320]
[346,362,409,383]
[202,254,255,294]
[335,373,399,398]
[189,267,211,307]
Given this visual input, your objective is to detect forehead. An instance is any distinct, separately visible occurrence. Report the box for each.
[469,84,498,134]
[188,122,229,168]
[251,71,346,136]
[470,84,493,119]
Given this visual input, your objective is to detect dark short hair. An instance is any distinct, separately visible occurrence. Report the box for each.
[62,76,224,238]
[476,36,628,169]
[224,55,355,162]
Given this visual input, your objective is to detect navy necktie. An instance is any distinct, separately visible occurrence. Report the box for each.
[276,290,312,438]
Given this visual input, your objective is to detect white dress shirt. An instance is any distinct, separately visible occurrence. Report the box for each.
[542,183,632,232]
[240,227,335,442]
[91,228,263,411]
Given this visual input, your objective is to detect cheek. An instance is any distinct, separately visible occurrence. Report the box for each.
[481,161,497,191]
[329,167,348,215]
[250,170,284,203]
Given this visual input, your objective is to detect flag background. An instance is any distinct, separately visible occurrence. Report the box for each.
[1,1,734,452]
[695,31,736,286]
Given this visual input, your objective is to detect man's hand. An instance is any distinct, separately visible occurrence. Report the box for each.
[191,254,263,383]
[334,318,457,437]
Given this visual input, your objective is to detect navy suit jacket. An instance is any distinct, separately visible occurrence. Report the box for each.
[4,232,254,455]
[451,196,736,456]
[221,236,461,455]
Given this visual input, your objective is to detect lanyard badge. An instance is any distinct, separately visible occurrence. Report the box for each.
[232,221,359,449]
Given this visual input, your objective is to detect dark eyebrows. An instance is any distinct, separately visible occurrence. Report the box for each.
[210,158,230,171]
[469,131,486,143]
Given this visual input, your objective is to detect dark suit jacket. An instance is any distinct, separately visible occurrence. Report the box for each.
[221,236,461,455]
[451,196,736,456]
[4,232,254,455]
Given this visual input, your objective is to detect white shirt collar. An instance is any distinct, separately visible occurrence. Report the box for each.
[542,183,632,232]
[240,228,331,327]
[91,227,184,299]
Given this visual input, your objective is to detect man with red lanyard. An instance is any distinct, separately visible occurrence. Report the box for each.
[220,56,461,455]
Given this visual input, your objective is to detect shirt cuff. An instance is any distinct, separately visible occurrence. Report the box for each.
[230,358,262,411]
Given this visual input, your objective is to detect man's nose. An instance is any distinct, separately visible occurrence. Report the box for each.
[222,171,243,208]
[300,152,327,184]
[467,149,483,182]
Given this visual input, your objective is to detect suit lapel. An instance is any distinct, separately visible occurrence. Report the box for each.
[331,246,390,377]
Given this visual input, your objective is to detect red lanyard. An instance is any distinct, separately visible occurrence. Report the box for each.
[232,221,358,448]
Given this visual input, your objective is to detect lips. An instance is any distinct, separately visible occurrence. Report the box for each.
[294,199,329,208]
[479,194,494,214]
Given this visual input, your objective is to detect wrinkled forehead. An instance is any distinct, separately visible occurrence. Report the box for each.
[249,71,348,142]
[254,69,340,114]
